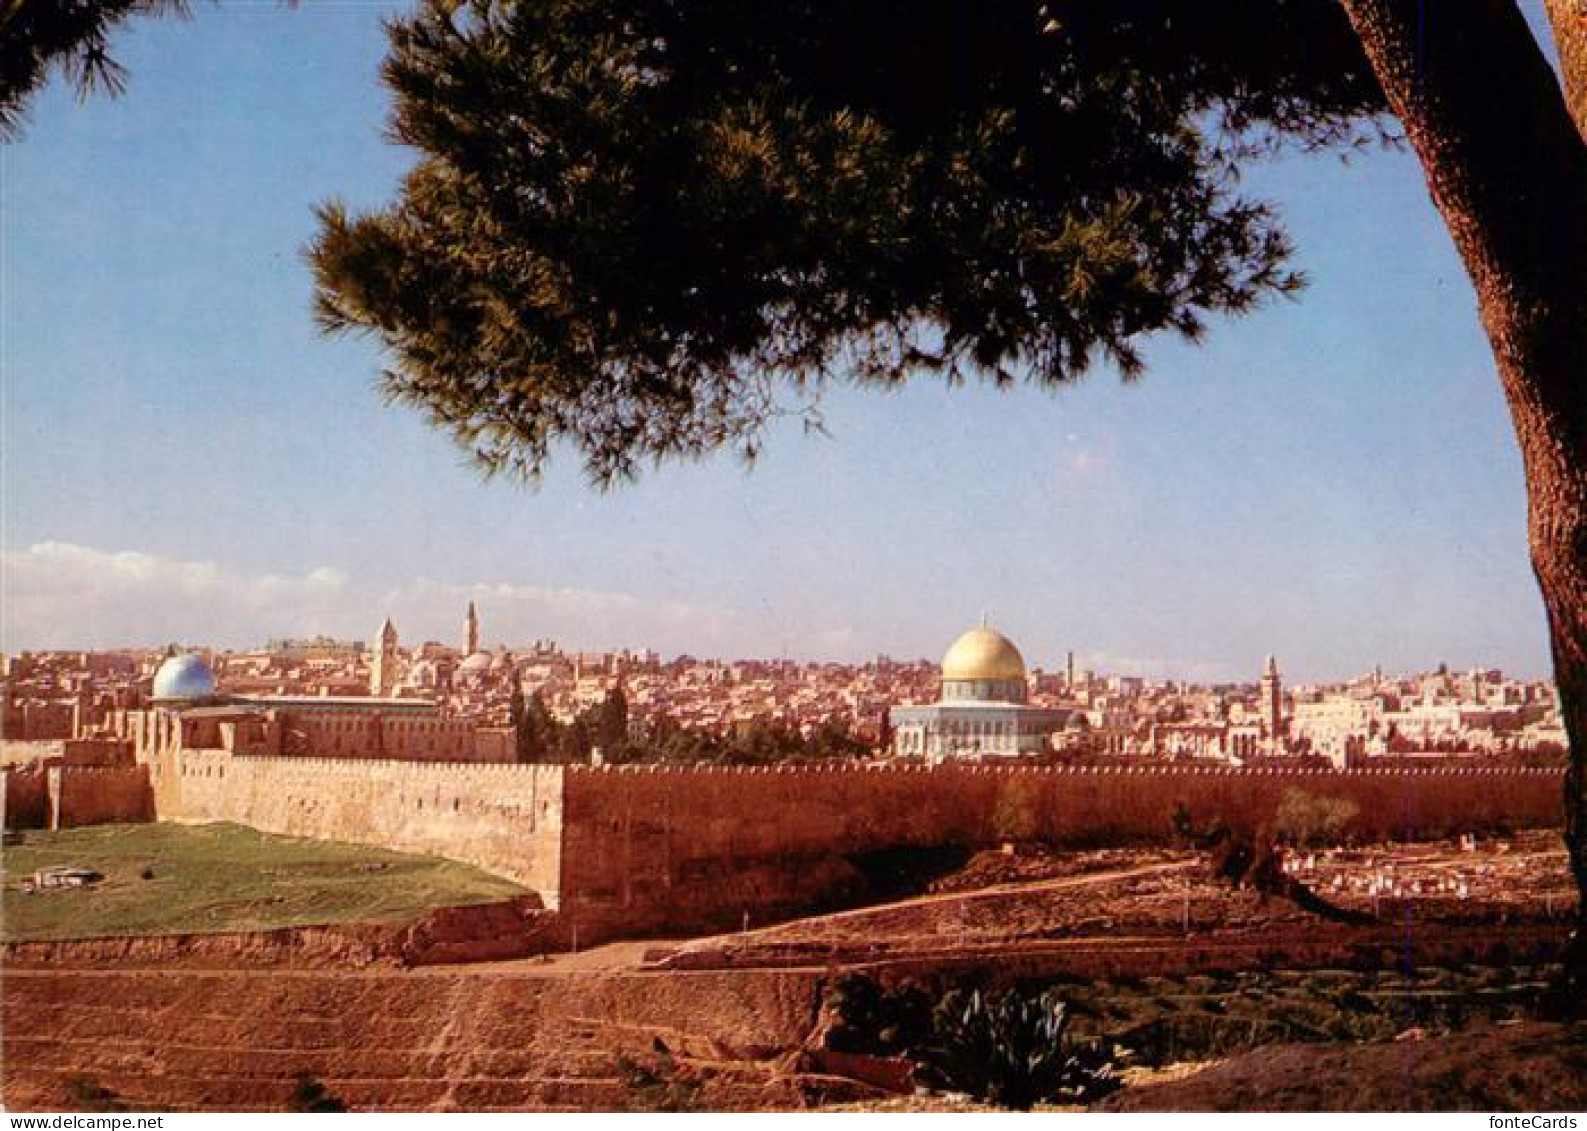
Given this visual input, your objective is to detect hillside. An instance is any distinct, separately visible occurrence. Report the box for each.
[1,822,523,940]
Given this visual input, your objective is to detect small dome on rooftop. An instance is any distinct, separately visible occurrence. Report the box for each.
[152,653,217,703]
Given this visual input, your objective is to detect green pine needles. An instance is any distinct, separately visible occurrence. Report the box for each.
[308,0,1388,484]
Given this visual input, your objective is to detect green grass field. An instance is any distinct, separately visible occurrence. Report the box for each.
[0,822,525,941]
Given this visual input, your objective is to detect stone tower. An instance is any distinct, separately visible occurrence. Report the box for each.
[370,616,399,697]
[463,601,479,656]
[1261,654,1285,752]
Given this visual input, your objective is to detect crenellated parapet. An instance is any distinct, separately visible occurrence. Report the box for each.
[553,760,1565,942]
[561,761,1561,780]
[49,746,1564,948]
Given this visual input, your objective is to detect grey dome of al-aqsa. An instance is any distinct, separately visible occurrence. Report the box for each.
[151,653,217,703]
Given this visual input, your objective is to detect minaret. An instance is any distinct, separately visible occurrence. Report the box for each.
[463,601,480,656]
[1261,654,1285,752]
[371,617,399,697]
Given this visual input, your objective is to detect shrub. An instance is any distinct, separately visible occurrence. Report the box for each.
[1171,802,1373,924]
[288,1072,346,1113]
[992,778,1045,843]
[614,1051,703,1112]
[64,1075,129,1113]
[914,988,1123,1110]
[824,974,934,1055]
[1272,789,1360,847]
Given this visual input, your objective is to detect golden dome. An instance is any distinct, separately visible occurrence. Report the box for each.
[941,625,1027,683]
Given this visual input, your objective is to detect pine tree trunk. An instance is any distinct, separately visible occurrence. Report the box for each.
[1338,0,1587,1015]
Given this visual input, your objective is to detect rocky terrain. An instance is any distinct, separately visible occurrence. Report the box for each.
[1100,1022,1587,1111]
[2,962,844,1111]
[2,832,1577,1112]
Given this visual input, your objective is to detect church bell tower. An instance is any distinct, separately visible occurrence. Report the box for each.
[1261,654,1285,753]
[371,616,399,697]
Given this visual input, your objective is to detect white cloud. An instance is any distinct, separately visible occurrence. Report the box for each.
[0,541,745,656]
[1,542,352,650]
[1050,432,1118,488]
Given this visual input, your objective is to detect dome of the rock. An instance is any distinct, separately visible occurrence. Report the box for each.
[941,626,1027,684]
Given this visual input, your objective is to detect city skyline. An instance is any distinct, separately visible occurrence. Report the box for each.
[0,588,1549,695]
[2,4,1559,684]
[7,617,1566,769]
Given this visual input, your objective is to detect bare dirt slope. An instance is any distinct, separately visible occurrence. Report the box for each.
[1100,1022,1587,1111]
[651,833,1574,973]
[1,965,833,1112]
[3,835,1575,1112]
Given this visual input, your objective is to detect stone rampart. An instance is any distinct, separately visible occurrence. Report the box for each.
[4,764,152,830]
[1,765,51,829]
[168,753,565,902]
[10,749,1567,947]
[558,764,1565,939]
[61,738,134,767]
[49,765,154,828]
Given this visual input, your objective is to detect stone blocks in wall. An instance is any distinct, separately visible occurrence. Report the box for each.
[48,766,154,828]
[556,764,1567,942]
[61,739,134,767]
[168,755,566,903]
[1,766,51,829]
[131,754,1567,949]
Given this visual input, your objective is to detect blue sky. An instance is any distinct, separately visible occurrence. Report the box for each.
[0,2,1557,683]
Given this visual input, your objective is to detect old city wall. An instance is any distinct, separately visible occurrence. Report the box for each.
[60,738,134,766]
[11,749,1567,945]
[559,765,1566,939]
[1,765,51,828]
[284,713,485,761]
[2,765,152,830]
[168,753,565,902]
[48,766,155,828]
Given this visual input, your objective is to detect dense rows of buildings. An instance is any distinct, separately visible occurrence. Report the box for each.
[1,605,1567,767]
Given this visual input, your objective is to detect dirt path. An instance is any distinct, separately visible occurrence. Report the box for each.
[408,859,1201,976]
[670,858,1198,948]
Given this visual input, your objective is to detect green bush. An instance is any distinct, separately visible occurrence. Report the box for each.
[614,1052,704,1112]
[914,988,1123,1110]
